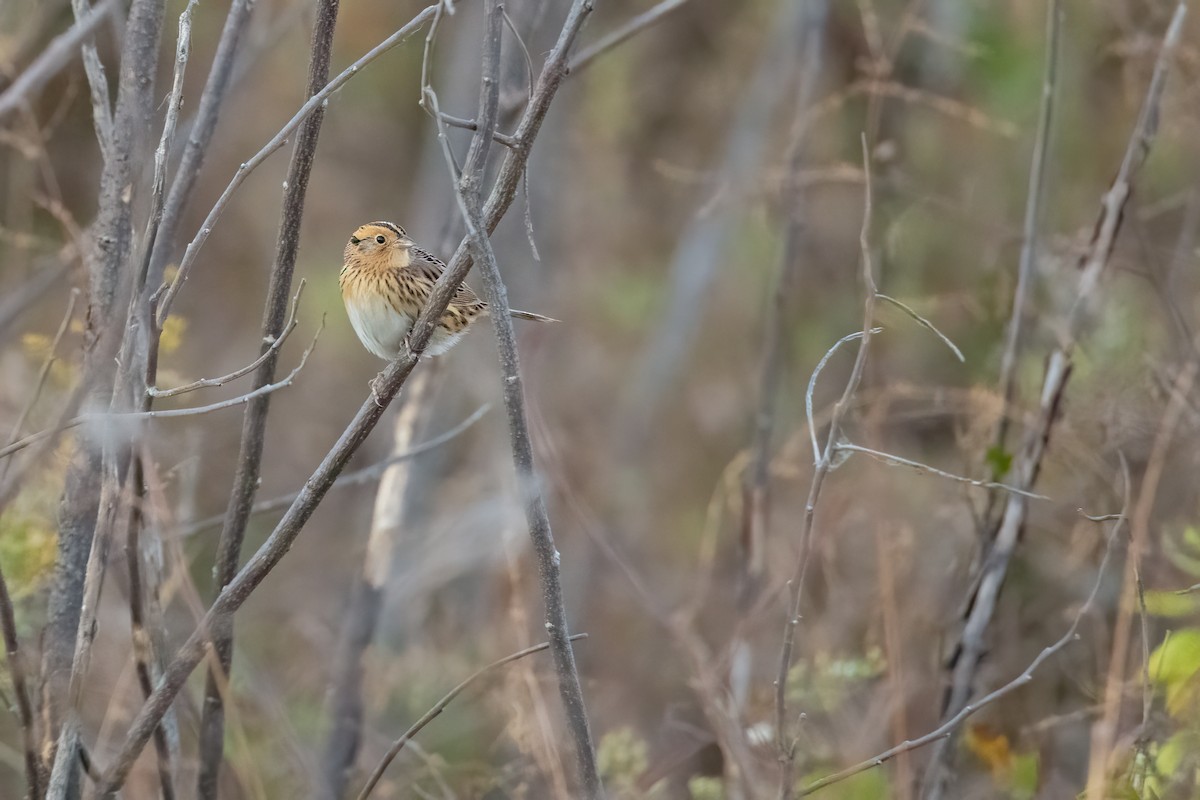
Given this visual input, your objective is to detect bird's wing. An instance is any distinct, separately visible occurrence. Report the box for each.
[411,247,485,307]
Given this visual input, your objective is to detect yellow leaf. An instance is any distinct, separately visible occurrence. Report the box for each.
[159,315,188,355]
[964,723,1012,778]
[20,332,51,360]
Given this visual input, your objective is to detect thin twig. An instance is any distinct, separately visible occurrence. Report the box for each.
[355,634,589,800]
[1,288,78,477]
[150,282,305,398]
[0,323,323,462]
[178,403,489,538]
[776,135,878,799]
[436,112,518,148]
[0,0,117,121]
[875,293,964,362]
[0,534,43,800]
[193,2,342,790]
[803,476,1128,797]
[835,443,1050,500]
[69,0,115,160]
[146,0,256,292]
[156,4,439,324]
[568,0,693,73]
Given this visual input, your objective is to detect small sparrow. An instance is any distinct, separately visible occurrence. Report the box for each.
[339,221,555,360]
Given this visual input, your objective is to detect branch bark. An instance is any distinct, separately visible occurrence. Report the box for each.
[426,0,602,791]
[42,0,166,792]
[194,6,341,795]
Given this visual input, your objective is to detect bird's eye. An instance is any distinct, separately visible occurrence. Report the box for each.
[375,235,386,244]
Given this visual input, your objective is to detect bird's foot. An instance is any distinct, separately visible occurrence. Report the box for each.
[369,372,386,408]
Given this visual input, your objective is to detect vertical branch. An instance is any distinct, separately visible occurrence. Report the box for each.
[195,2,342,797]
[0,551,41,799]
[739,0,828,626]
[146,0,256,291]
[42,0,167,790]
[317,367,438,800]
[987,0,1060,491]
[428,1,602,793]
[921,6,1187,797]
[775,135,877,800]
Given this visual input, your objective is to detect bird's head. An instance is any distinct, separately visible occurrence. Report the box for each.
[345,221,415,265]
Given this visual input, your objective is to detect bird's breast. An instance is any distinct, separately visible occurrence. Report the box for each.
[342,279,413,360]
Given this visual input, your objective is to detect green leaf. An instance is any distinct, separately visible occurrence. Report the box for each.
[985,445,1013,480]
[1148,630,1200,717]
[1143,589,1200,618]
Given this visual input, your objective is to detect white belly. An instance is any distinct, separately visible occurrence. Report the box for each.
[345,295,466,359]
[346,295,411,360]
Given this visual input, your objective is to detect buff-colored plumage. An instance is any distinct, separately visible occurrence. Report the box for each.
[339,221,553,359]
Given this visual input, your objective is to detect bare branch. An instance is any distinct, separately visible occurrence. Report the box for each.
[990,0,1060,459]
[356,634,589,800]
[776,134,878,798]
[194,2,342,791]
[146,0,257,292]
[70,0,116,159]
[0,0,117,122]
[568,0,693,73]
[0,323,322,462]
[835,443,1050,499]
[426,0,602,793]
[149,282,305,398]
[875,293,964,363]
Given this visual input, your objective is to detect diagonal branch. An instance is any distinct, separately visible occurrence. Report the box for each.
[194,7,343,791]
[356,634,589,800]
[922,5,1188,796]
[0,0,117,122]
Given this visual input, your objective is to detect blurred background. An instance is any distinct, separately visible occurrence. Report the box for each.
[1,0,1199,797]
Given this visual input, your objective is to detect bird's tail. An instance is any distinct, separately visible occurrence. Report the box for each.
[509,309,558,323]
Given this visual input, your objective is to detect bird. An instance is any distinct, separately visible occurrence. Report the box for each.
[338,221,555,361]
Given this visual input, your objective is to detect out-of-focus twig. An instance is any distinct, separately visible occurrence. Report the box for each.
[177,402,489,538]
[923,6,1188,796]
[0,325,322,461]
[355,634,589,800]
[317,367,437,800]
[988,0,1060,497]
[0,0,116,122]
[1085,364,1195,798]
[568,0,693,73]
[803,470,1128,797]
[776,135,878,799]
